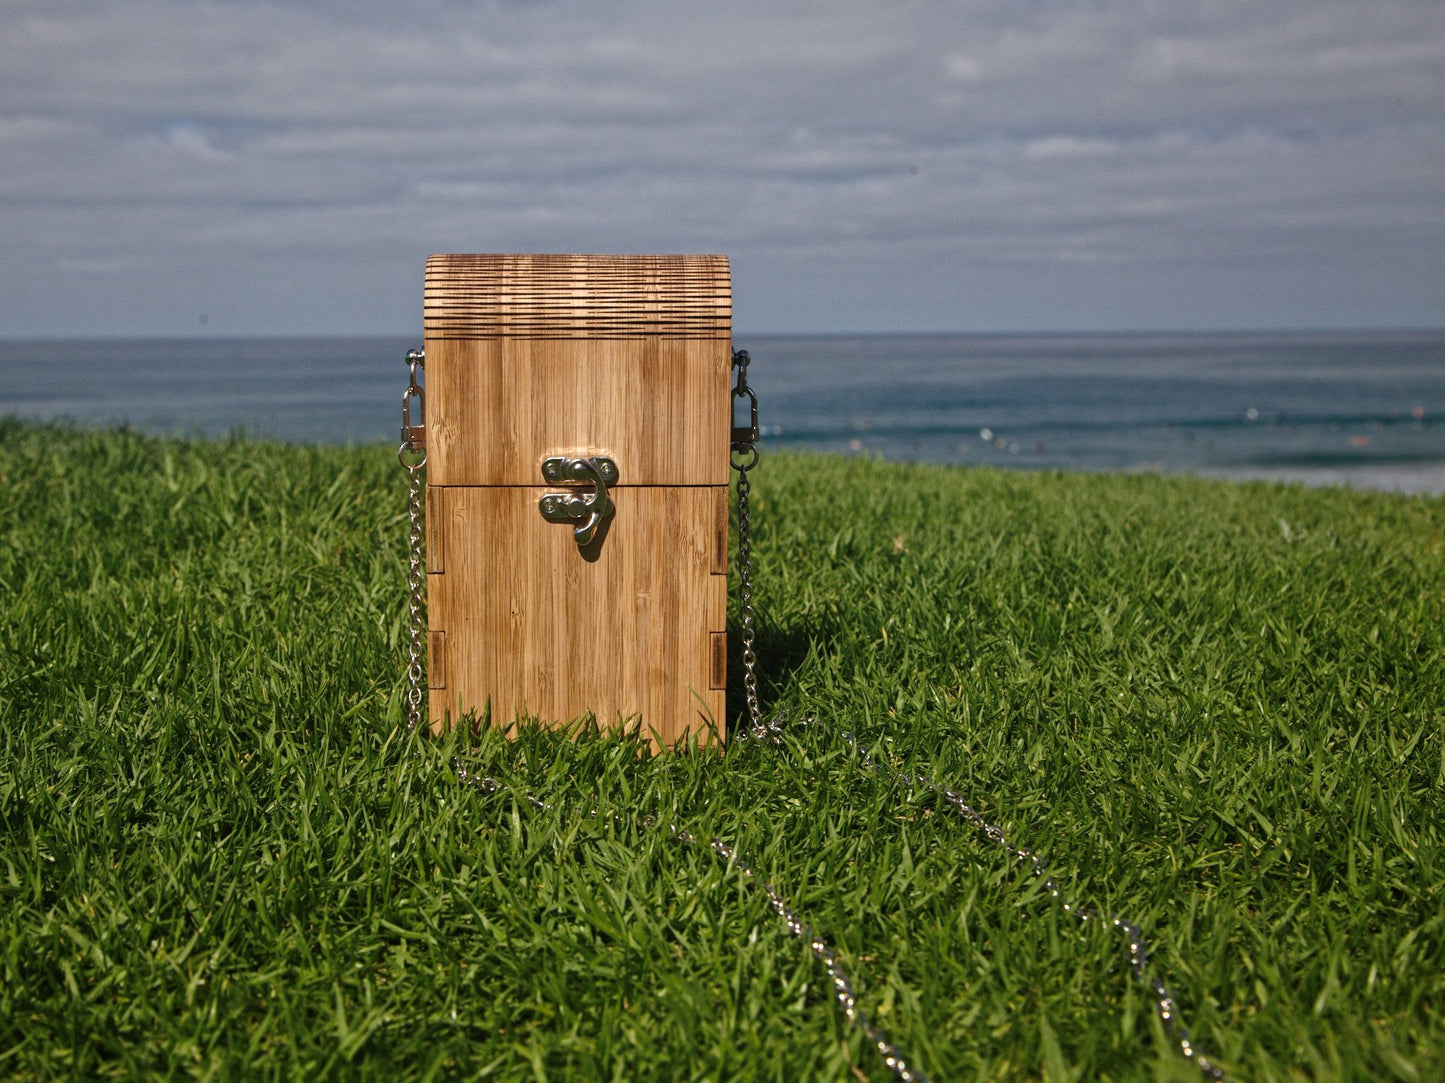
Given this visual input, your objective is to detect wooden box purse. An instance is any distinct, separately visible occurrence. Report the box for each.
[417,254,733,745]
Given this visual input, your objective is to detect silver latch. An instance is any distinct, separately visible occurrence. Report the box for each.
[539,456,618,546]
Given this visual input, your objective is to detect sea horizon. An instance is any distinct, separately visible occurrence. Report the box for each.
[3,329,1442,496]
[5,324,1444,343]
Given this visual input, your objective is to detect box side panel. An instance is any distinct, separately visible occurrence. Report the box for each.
[427,484,728,747]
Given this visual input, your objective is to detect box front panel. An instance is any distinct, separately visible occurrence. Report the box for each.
[427,484,728,745]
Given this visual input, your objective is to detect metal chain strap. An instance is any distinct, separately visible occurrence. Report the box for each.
[398,348,427,735]
[724,347,1222,1079]
[730,350,769,738]
[692,832,927,1082]
[395,344,1224,1082]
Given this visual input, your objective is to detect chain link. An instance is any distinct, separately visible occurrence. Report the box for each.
[404,465,426,734]
[732,350,771,739]
[693,832,928,1081]
[727,351,919,1079]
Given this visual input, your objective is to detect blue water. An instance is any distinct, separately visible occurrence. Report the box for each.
[3,331,1442,493]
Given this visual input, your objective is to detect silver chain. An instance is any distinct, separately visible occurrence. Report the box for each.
[446,760,929,1083]
[731,349,768,738]
[395,344,1223,1081]
[691,831,927,1082]
[398,348,427,736]
[723,347,1221,1079]
[854,740,1225,1081]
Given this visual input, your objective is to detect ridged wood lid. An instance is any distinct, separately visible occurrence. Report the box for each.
[425,253,731,340]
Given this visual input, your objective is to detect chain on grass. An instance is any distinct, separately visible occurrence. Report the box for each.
[909,766,1223,1079]
[733,718,1224,1080]
[449,755,929,1083]
[848,731,1225,1081]
[453,713,1225,1080]
[442,722,1223,1081]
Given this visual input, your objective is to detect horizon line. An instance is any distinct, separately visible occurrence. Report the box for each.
[4,324,1444,344]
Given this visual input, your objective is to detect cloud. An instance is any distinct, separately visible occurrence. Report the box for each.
[0,0,1442,334]
[164,121,234,161]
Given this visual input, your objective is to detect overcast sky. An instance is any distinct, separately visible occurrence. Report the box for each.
[2,0,1442,337]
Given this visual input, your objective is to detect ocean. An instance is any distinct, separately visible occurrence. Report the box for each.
[3,331,1443,494]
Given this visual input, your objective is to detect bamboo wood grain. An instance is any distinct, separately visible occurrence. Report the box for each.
[427,486,728,746]
[425,336,730,487]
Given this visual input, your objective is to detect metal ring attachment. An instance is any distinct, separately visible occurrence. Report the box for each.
[731,445,759,471]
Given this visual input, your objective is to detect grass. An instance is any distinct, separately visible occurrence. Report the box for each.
[1,417,1441,1081]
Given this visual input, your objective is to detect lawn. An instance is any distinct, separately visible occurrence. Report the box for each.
[2,419,1441,1080]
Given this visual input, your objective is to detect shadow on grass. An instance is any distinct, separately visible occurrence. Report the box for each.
[725,616,821,739]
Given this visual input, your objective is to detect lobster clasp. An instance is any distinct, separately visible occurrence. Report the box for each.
[731,384,759,451]
[400,383,426,449]
[398,347,426,468]
[539,456,618,546]
[731,348,758,451]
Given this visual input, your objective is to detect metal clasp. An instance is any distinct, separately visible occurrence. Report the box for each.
[539,456,618,546]
[731,348,758,451]
[398,348,426,469]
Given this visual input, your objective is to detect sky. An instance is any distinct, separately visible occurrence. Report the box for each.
[2,0,1443,337]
